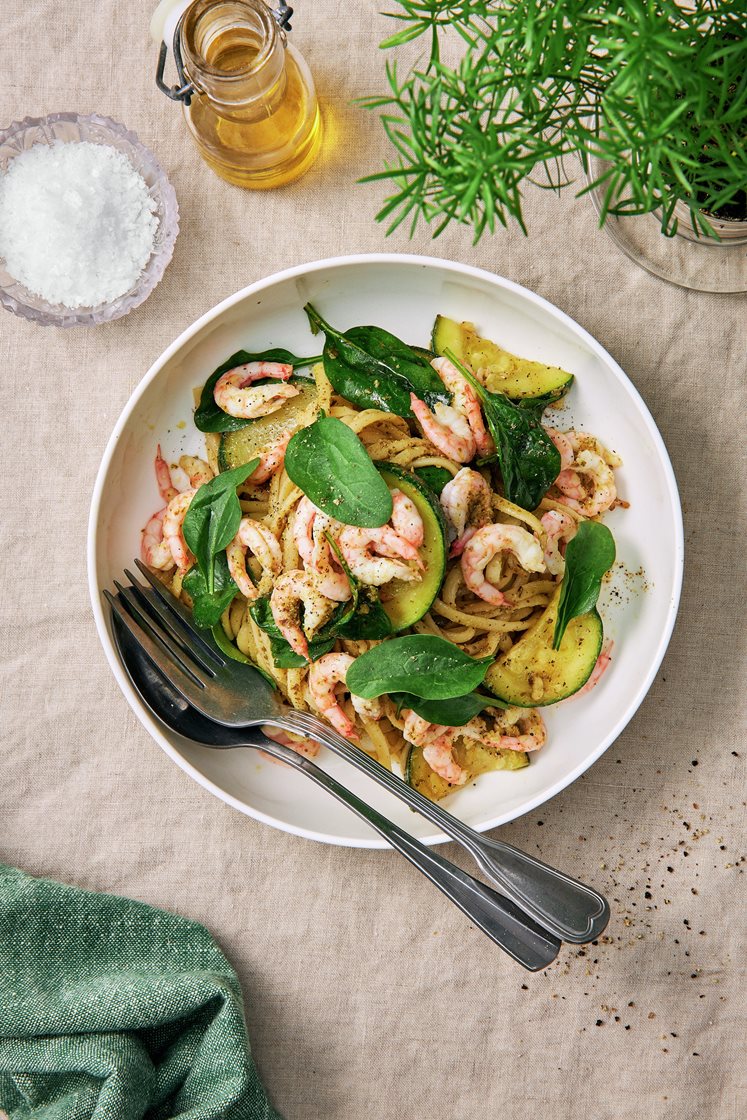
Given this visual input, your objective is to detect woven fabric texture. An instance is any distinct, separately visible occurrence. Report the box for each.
[0,2,745,1119]
[0,865,280,1120]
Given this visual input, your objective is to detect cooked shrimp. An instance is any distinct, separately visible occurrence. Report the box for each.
[555,449,617,517]
[250,430,292,483]
[270,570,335,661]
[226,519,282,600]
[403,712,467,785]
[293,498,350,601]
[179,455,214,488]
[338,525,423,587]
[462,708,547,753]
[410,395,476,463]
[162,489,197,571]
[214,361,298,420]
[423,737,468,786]
[554,469,585,501]
[293,496,321,565]
[461,524,545,606]
[573,640,613,698]
[431,355,494,457]
[440,467,492,557]
[309,652,383,740]
[545,427,575,471]
[141,508,173,570]
[262,726,320,759]
[310,531,351,602]
[540,509,578,577]
[390,489,424,548]
[402,710,442,748]
[155,444,179,504]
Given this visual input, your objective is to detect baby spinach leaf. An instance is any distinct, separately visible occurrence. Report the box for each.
[249,596,339,668]
[553,521,616,649]
[284,416,393,527]
[347,325,448,407]
[346,634,492,700]
[194,349,321,434]
[305,304,448,418]
[182,460,259,594]
[414,466,453,496]
[391,690,505,727]
[337,586,394,640]
[183,552,238,629]
[444,348,561,511]
[515,384,571,418]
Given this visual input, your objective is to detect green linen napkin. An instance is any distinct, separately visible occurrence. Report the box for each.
[0,864,281,1120]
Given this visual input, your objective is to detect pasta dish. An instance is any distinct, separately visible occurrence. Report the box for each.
[140,307,623,801]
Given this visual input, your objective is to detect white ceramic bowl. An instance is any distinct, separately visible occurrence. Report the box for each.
[88,255,683,847]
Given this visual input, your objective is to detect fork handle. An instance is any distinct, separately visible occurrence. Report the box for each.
[278,711,608,944]
[253,733,560,971]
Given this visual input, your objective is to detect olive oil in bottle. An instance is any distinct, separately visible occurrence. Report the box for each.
[154,0,322,189]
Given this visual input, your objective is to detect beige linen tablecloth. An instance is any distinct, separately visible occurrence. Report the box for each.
[1,3,745,1117]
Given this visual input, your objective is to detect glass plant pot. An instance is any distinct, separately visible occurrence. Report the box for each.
[586,153,747,294]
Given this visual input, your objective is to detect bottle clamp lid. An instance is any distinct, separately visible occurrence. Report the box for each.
[153,0,294,106]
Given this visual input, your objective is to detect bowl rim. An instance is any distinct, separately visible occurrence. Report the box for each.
[0,111,179,327]
[87,252,685,847]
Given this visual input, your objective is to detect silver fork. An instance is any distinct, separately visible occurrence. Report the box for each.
[112,610,560,971]
[104,559,609,945]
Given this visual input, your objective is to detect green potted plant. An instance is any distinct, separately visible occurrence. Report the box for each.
[364,0,747,291]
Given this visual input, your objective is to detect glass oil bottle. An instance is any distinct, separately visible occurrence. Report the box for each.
[153,0,322,189]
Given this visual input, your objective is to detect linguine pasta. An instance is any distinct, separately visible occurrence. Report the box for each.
[147,340,622,801]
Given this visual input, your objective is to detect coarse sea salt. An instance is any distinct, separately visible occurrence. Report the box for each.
[0,140,159,309]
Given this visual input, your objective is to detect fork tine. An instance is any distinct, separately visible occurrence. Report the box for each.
[133,558,226,667]
[123,568,221,675]
[113,581,217,688]
[104,590,208,697]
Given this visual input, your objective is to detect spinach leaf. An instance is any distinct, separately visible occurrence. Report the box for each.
[194,349,321,433]
[249,596,339,668]
[346,634,492,700]
[414,466,453,496]
[182,459,259,594]
[337,586,394,640]
[444,348,561,511]
[392,690,505,726]
[183,552,238,629]
[284,416,393,527]
[305,304,448,418]
[515,384,571,418]
[553,520,616,649]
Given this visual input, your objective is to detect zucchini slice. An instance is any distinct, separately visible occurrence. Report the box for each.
[485,588,604,707]
[432,315,573,401]
[375,463,448,632]
[217,376,319,472]
[406,740,529,802]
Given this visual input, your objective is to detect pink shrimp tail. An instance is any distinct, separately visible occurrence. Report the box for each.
[449,527,477,558]
[155,444,178,504]
[263,727,321,759]
[251,430,292,483]
[576,641,613,697]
